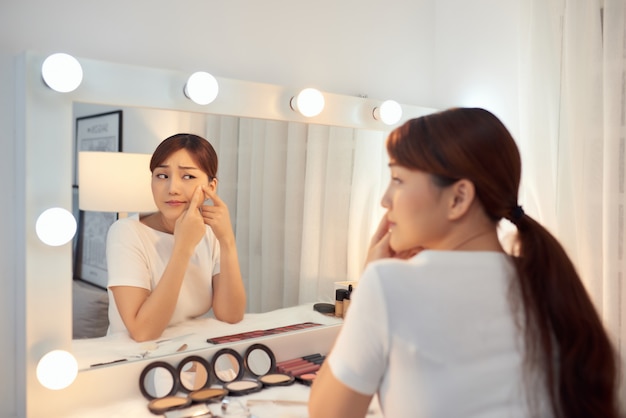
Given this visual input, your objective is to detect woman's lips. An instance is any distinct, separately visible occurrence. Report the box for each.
[166,200,185,207]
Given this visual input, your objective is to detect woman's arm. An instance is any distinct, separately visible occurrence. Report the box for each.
[201,186,246,323]
[111,187,207,341]
[309,362,373,418]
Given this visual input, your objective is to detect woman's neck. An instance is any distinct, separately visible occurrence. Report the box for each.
[141,212,175,234]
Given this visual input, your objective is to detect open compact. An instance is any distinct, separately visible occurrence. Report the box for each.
[244,343,295,388]
[177,355,228,404]
[212,347,262,396]
[139,361,191,415]
[139,356,227,415]
[139,343,303,414]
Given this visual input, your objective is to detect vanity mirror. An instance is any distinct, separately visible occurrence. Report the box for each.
[17,51,435,416]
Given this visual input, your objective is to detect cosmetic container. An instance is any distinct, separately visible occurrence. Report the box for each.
[335,289,348,318]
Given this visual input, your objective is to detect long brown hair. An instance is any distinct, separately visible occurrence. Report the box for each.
[387,108,620,418]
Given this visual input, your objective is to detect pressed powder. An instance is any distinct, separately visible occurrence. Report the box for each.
[224,379,262,396]
[189,387,228,402]
[147,396,191,414]
[258,373,295,387]
[296,372,318,386]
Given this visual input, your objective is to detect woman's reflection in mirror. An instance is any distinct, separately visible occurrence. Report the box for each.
[106,133,246,341]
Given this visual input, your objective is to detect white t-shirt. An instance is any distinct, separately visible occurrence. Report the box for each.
[105,215,220,335]
[328,250,551,418]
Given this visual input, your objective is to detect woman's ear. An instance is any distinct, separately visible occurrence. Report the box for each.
[447,179,475,220]
[208,177,218,192]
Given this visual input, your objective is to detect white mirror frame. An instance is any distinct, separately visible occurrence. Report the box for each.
[16,50,435,415]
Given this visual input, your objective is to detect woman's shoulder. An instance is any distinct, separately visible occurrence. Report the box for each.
[109,215,142,231]
[108,214,156,240]
[366,250,513,279]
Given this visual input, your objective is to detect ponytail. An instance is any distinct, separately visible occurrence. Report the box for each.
[512,213,620,418]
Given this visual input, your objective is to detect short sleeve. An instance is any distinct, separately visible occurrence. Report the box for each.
[106,220,151,290]
[327,264,389,395]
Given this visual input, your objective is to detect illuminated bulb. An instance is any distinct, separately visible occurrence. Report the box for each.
[373,100,403,125]
[35,207,77,246]
[290,88,325,117]
[41,53,83,93]
[36,350,78,390]
[184,71,219,105]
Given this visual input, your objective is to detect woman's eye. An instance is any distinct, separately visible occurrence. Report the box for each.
[391,176,402,184]
[155,173,167,179]
[183,174,196,180]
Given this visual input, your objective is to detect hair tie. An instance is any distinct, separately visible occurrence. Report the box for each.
[509,205,525,222]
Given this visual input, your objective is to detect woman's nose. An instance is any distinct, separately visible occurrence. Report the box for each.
[167,178,181,194]
[381,187,391,208]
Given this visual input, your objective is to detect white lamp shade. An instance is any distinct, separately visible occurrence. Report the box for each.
[78,151,157,213]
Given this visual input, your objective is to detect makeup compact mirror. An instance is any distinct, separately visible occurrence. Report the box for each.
[139,361,178,399]
[213,348,245,384]
[139,361,194,415]
[177,355,211,392]
[244,343,294,388]
[244,344,275,377]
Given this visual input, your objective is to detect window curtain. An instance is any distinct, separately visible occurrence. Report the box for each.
[206,114,389,313]
[519,0,626,404]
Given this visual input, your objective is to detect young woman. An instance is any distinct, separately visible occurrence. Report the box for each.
[309,108,621,418]
[106,133,246,342]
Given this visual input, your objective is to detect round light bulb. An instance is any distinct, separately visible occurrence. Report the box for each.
[36,350,78,390]
[374,100,403,125]
[291,88,325,117]
[41,53,83,93]
[35,207,77,247]
[184,71,219,105]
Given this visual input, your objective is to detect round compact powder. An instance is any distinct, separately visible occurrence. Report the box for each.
[224,379,262,396]
[189,387,228,402]
[147,396,191,414]
[296,373,317,386]
[258,373,295,387]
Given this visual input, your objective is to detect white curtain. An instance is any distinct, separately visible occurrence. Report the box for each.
[519,0,626,404]
[206,114,388,313]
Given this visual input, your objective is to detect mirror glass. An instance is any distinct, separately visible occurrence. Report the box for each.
[244,344,274,377]
[213,348,244,383]
[70,100,393,346]
[140,362,177,399]
[177,356,211,392]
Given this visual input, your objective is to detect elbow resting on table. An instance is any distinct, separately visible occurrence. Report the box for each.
[128,328,162,343]
[216,310,244,324]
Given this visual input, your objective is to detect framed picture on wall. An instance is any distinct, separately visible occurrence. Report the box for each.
[73,110,123,289]
[74,110,123,186]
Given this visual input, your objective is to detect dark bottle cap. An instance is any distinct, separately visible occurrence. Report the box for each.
[335,289,349,301]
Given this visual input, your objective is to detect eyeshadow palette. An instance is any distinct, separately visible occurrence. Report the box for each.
[206,322,322,345]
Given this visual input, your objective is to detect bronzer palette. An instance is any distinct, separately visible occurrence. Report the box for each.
[206,322,322,344]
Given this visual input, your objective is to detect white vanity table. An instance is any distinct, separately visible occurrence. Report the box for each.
[63,304,383,417]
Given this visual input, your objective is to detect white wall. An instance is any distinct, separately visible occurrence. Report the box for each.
[433,0,521,138]
[0,0,520,416]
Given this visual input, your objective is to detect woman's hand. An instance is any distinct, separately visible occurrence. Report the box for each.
[365,214,422,267]
[365,215,394,264]
[173,186,206,250]
[200,186,235,245]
